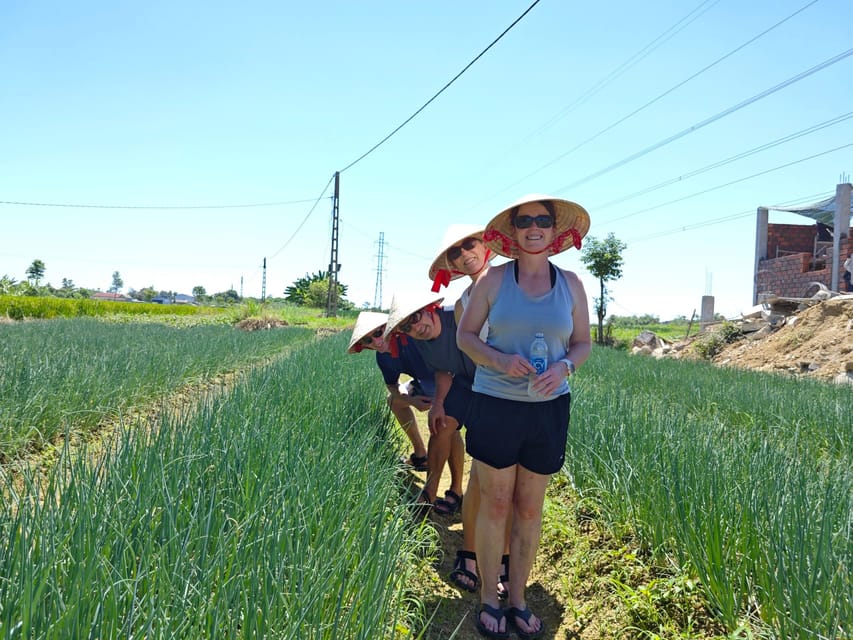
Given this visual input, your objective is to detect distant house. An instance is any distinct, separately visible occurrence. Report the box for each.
[152,293,197,305]
[92,291,134,302]
[174,293,196,305]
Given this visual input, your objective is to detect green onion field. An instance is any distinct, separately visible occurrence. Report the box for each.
[0,317,849,639]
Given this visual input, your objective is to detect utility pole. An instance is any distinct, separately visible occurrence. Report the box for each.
[373,232,385,309]
[261,257,267,303]
[325,171,341,317]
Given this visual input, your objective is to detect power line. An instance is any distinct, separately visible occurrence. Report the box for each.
[627,190,835,244]
[474,0,820,206]
[338,0,542,174]
[600,141,853,225]
[266,174,335,261]
[531,0,721,139]
[458,0,722,212]
[592,110,853,210]
[0,197,318,210]
[555,45,853,193]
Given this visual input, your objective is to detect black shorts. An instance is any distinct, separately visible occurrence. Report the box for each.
[465,391,571,475]
[443,380,472,430]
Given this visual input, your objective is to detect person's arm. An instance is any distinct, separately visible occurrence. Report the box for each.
[385,382,431,411]
[562,269,592,370]
[457,265,534,378]
[427,370,453,435]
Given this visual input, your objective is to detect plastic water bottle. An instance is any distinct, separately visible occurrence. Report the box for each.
[528,332,549,397]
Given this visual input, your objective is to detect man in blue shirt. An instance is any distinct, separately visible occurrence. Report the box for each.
[385,293,473,516]
[348,311,432,470]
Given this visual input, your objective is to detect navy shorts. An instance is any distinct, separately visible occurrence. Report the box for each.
[442,380,472,430]
[465,391,571,475]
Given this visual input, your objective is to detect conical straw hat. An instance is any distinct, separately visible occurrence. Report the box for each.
[483,193,590,259]
[383,290,444,339]
[347,311,388,353]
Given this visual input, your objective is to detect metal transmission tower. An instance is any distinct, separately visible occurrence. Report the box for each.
[325,172,341,317]
[373,232,385,309]
[261,257,267,302]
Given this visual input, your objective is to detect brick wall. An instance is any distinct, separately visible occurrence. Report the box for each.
[766,223,816,258]
[757,223,851,298]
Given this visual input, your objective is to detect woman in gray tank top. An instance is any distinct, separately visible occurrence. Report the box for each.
[457,194,592,639]
[430,224,511,601]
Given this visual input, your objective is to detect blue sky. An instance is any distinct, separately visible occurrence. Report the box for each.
[2,0,851,320]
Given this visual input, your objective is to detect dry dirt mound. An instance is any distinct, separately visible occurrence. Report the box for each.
[235,318,289,331]
[704,298,853,382]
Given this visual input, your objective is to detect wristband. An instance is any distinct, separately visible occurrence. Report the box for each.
[559,358,575,376]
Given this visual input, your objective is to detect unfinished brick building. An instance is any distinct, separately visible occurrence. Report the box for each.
[754,182,852,303]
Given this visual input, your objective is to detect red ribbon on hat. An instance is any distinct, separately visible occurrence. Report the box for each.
[431,248,493,290]
[564,228,583,250]
[487,227,582,256]
[483,228,515,255]
[388,333,409,358]
[431,269,452,292]
[388,301,442,354]
[472,248,493,276]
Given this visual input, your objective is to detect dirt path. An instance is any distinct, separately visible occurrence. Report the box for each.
[407,417,591,640]
[406,417,726,639]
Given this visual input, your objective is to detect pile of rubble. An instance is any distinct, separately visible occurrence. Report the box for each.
[631,290,853,386]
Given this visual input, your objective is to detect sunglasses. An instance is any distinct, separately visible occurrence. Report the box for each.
[446,237,480,262]
[513,214,554,229]
[398,310,423,334]
[359,327,384,346]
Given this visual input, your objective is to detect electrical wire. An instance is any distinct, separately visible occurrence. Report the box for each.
[591,110,853,210]
[266,174,335,261]
[600,141,853,225]
[458,0,722,212]
[0,197,318,210]
[338,0,542,174]
[473,0,820,207]
[554,45,853,193]
[531,0,721,138]
[626,189,835,244]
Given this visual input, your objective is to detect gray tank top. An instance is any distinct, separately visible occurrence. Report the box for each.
[472,262,574,402]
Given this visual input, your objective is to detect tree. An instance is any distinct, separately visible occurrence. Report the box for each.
[215,289,240,304]
[0,275,19,295]
[110,271,124,294]
[284,271,348,307]
[56,278,78,299]
[192,285,207,300]
[580,233,626,345]
[25,259,46,286]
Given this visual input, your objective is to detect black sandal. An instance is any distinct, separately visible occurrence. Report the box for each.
[505,605,544,639]
[401,452,428,471]
[497,554,509,600]
[475,603,509,639]
[448,549,480,593]
[433,489,462,515]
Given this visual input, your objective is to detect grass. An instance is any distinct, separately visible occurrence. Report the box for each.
[0,318,316,459]
[0,295,222,320]
[2,313,848,638]
[0,294,361,328]
[566,346,852,639]
[0,331,428,639]
[604,320,694,349]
